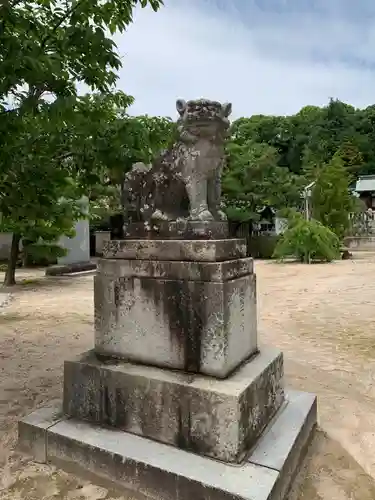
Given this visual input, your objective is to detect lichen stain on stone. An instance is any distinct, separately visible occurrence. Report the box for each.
[112,277,136,320]
[175,389,215,456]
[237,352,284,458]
[139,277,204,373]
[88,367,175,443]
[95,363,217,455]
[100,384,129,429]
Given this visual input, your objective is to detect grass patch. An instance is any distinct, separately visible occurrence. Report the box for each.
[20,278,40,286]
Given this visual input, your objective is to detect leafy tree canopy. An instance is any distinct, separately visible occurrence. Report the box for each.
[225,97,375,230]
[0,0,163,285]
[222,138,303,223]
[230,98,375,178]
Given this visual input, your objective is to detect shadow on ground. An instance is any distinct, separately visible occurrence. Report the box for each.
[1,274,95,294]
[291,429,375,500]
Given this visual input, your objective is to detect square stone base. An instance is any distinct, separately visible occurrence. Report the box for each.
[94,259,257,378]
[63,347,284,463]
[123,221,230,240]
[18,390,317,500]
[103,238,246,262]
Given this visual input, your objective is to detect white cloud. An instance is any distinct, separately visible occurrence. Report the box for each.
[113,0,375,119]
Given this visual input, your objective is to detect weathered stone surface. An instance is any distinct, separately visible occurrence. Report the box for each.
[45,261,96,276]
[122,99,231,224]
[17,400,63,462]
[47,420,276,500]
[18,389,316,500]
[124,221,229,240]
[97,257,253,284]
[103,238,246,262]
[63,347,284,463]
[249,390,317,500]
[94,264,257,377]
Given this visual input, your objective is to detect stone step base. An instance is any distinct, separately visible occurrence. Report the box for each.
[123,221,230,240]
[63,347,284,463]
[18,389,317,500]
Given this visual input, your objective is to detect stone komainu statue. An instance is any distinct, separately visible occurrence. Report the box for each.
[123,98,232,223]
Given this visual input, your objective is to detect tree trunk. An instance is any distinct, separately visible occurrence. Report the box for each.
[120,183,125,211]
[3,233,21,286]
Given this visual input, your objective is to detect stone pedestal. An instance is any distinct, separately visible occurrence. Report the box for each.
[95,230,111,256]
[63,347,283,463]
[94,238,257,378]
[123,220,231,240]
[18,222,317,500]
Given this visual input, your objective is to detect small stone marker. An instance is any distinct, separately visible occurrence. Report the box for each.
[58,196,90,266]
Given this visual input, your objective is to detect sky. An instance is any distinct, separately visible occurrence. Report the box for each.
[114,0,375,119]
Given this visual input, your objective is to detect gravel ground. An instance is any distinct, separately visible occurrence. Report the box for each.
[1,260,375,499]
[0,293,12,310]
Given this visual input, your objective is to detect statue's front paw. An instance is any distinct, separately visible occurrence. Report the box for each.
[199,210,214,221]
[215,210,227,221]
[151,209,169,221]
[190,209,214,221]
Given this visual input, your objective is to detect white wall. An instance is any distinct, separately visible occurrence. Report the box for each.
[57,197,90,265]
[0,233,13,260]
[57,217,90,265]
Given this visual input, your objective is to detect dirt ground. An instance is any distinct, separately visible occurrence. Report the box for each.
[1,259,375,499]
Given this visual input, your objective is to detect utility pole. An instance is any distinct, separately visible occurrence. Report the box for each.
[303,181,316,264]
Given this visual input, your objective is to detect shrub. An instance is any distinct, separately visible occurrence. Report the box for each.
[273,216,340,263]
[22,242,67,267]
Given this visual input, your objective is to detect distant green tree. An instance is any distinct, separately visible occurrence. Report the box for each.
[311,154,356,240]
[222,140,302,223]
[335,141,364,175]
[231,98,375,178]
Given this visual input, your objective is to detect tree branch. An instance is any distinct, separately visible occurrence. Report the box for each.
[40,0,86,50]
[55,151,75,161]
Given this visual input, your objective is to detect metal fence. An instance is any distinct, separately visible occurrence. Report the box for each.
[348,211,375,236]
